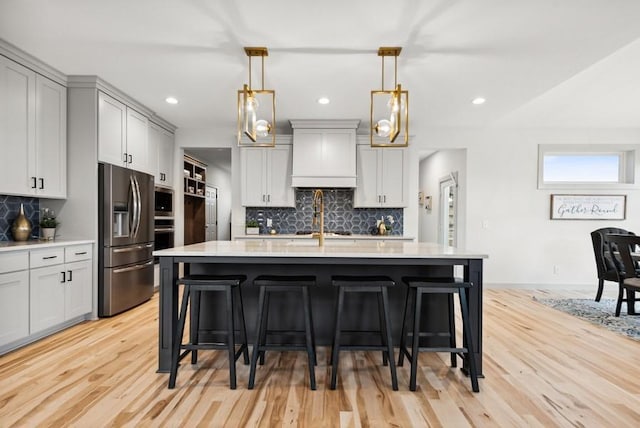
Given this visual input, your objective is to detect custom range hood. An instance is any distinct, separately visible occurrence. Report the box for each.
[290,119,360,188]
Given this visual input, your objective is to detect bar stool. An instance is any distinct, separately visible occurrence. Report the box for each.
[168,274,249,390]
[398,277,479,392]
[248,275,317,390]
[330,275,398,391]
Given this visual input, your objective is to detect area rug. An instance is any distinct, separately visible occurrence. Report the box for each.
[534,297,640,341]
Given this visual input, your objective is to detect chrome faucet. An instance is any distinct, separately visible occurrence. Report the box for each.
[312,189,324,246]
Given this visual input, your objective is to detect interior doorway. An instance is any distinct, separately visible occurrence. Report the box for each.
[205,186,218,241]
[439,172,458,247]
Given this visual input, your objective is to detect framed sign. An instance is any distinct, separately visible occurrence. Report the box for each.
[550,194,626,220]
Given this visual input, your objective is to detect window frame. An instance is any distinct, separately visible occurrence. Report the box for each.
[538,144,637,189]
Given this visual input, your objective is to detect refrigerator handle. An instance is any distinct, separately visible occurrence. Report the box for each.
[133,175,142,237]
[129,175,139,238]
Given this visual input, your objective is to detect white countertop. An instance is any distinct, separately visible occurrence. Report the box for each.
[235,233,414,241]
[154,240,487,259]
[0,239,95,253]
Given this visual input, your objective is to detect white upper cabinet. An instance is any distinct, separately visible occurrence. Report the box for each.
[354,145,407,207]
[98,91,127,167]
[98,91,151,174]
[35,75,67,198]
[149,122,174,188]
[0,56,66,198]
[126,107,151,174]
[241,145,294,207]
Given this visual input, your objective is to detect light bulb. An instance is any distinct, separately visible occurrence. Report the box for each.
[246,96,259,112]
[255,119,271,137]
[374,119,392,137]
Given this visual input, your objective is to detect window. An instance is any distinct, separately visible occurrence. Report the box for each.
[538,145,637,189]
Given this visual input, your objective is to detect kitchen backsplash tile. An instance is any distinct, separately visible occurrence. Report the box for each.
[0,195,40,241]
[246,189,403,235]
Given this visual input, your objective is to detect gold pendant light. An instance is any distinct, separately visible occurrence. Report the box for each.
[237,47,276,147]
[371,47,408,147]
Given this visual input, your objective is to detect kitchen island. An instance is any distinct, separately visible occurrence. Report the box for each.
[155,240,487,375]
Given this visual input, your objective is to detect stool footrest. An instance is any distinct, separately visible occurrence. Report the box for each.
[334,345,392,352]
[256,344,309,352]
[401,345,468,354]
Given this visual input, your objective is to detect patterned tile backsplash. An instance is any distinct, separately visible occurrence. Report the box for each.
[246,189,403,235]
[0,195,40,241]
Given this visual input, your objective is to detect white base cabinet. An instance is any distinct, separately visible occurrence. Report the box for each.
[0,243,93,354]
[0,270,29,347]
[354,145,407,208]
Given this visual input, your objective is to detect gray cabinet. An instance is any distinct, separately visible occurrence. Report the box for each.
[0,252,29,348]
[0,56,66,198]
[98,91,151,174]
[241,145,294,207]
[354,145,407,207]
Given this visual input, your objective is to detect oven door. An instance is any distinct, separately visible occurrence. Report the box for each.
[155,187,174,217]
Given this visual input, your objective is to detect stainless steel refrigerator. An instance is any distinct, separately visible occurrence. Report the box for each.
[98,163,154,317]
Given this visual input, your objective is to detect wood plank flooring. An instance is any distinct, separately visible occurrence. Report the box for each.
[0,287,639,427]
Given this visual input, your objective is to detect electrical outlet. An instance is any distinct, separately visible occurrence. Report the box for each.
[553,265,559,274]
[482,220,489,229]
[266,218,272,227]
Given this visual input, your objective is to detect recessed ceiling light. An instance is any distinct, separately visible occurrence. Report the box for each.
[471,97,486,105]
[165,97,178,105]
[317,97,330,105]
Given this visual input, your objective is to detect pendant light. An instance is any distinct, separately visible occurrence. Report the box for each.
[371,47,408,147]
[237,47,276,147]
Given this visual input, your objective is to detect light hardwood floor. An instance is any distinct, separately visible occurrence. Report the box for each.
[0,287,638,427]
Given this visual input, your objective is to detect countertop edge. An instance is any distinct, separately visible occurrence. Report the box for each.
[0,239,95,253]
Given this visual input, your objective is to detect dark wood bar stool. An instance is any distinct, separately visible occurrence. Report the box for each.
[330,275,398,391]
[168,274,249,390]
[398,277,479,392]
[248,275,317,390]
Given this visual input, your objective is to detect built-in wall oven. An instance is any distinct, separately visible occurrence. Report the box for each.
[154,187,175,262]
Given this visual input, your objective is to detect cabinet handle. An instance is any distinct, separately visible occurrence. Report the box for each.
[43,255,58,260]
[129,154,133,164]
[262,194,265,202]
[67,270,73,282]
[123,152,128,163]
[31,177,37,189]
[383,195,386,203]
[60,272,66,283]
[39,178,44,189]
[75,251,87,256]
[267,194,271,202]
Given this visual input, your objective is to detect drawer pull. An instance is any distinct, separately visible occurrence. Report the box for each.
[113,244,153,253]
[74,251,88,256]
[113,260,153,273]
[43,255,58,260]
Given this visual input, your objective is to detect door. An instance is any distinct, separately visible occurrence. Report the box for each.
[206,186,218,241]
[0,270,29,346]
[65,260,92,319]
[126,107,150,174]
[30,265,66,334]
[439,173,458,247]
[241,147,266,205]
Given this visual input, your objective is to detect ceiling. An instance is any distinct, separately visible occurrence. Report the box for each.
[2,0,640,145]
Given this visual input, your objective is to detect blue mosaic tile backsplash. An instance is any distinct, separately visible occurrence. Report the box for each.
[246,189,403,235]
[0,195,40,241]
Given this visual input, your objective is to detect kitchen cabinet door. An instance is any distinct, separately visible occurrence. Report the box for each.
[126,107,151,174]
[30,264,66,334]
[65,260,92,320]
[267,145,295,207]
[0,56,36,196]
[241,147,267,206]
[98,91,127,167]
[380,148,406,207]
[149,122,174,187]
[354,145,406,207]
[0,270,29,347]
[241,145,294,207]
[35,75,67,198]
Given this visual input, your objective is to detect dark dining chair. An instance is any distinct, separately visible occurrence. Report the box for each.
[606,234,640,316]
[590,228,635,302]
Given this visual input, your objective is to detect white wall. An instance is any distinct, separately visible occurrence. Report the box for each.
[418,149,467,246]
[420,128,640,287]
